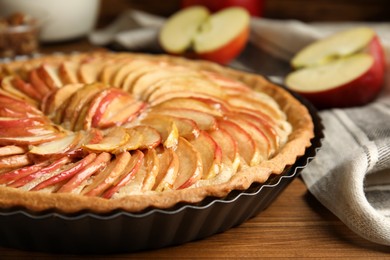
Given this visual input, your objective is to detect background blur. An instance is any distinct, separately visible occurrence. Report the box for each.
[98,0,390,27]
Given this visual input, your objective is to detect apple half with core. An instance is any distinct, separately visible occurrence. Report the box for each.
[285,27,386,109]
[159,6,250,65]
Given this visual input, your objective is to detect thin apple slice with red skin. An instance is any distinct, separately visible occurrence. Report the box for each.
[82,88,126,129]
[117,150,159,194]
[28,69,52,97]
[82,151,132,196]
[142,113,200,140]
[153,147,179,192]
[0,124,59,138]
[0,91,42,118]
[152,97,223,117]
[141,115,179,148]
[173,137,203,189]
[232,111,279,156]
[62,83,108,130]
[226,115,269,160]
[0,116,47,128]
[82,127,129,153]
[113,60,157,89]
[0,161,49,185]
[11,76,43,101]
[8,156,71,188]
[29,132,83,157]
[0,154,32,170]
[59,61,80,84]
[227,92,284,121]
[217,119,261,166]
[190,131,222,179]
[111,127,143,154]
[57,152,111,193]
[96,99,146,129]
[119,61,163,92]
[209,128,240,171]
[88,88,145,129]
[43,83,84,116]
[0,132,65,146]
[102,150,144,199]
[30,153,97,191]
[150,107,217,131]
[0,145,27,157]
[1,76,38,105]
[37,64,63,89]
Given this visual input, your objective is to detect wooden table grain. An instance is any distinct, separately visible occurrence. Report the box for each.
[1,39,389,259]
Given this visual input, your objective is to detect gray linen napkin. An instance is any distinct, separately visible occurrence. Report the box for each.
[251,19,390,246]
[90,12,390,246]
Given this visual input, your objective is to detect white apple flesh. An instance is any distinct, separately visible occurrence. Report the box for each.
[286,27,386,109]
[159,6,250,64]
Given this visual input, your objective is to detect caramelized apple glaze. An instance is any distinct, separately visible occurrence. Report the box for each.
[0,52,313,213]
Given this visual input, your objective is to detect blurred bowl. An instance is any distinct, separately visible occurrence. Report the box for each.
[0,0,100,42]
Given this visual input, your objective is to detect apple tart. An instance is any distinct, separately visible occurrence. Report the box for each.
[0,52,314,213]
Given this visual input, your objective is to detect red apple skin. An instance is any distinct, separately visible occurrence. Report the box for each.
[181,0,263,16]
[196,26,250,65]
[295,36,386,109]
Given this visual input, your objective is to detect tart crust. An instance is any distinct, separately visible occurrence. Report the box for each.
[0,52,314,213]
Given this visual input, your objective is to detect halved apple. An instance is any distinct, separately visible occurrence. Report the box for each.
[286,27,386,109]
[159,6,250,64]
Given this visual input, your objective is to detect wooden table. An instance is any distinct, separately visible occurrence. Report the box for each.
[1,39,389,258]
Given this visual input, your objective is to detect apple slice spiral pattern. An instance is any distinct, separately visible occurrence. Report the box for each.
[0,52,313,213]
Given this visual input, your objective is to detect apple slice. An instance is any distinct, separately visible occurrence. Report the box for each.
[131,125,162,150]
[30,153,97,191]
[28,69,52,97]
[78,59,106,84]
[217,119,261,166]
[0,161,48,185]
[59,61,80,84]
[82,127,129,153]
[28,132,83,156]
[152,97,223,117]
[190,131,222,179]
[82,151,132,196]
[286,27,385,108]
[142,113,200,139]
[0,90,42,118]
[43,83,84,116]
[0,133,65,146]
[0,145,27,157]
[0,154,32,170]
[8,156,71,188]
[1,76,38,105]
[57,152,111,193]
[153,147,179,192]
[209,128,240,171]
[159,6,250,64]
[11,76,43,101]
[149,108,217,131]
[37,64,63,89]
[173,137,203,189]
[102,150,144,199]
